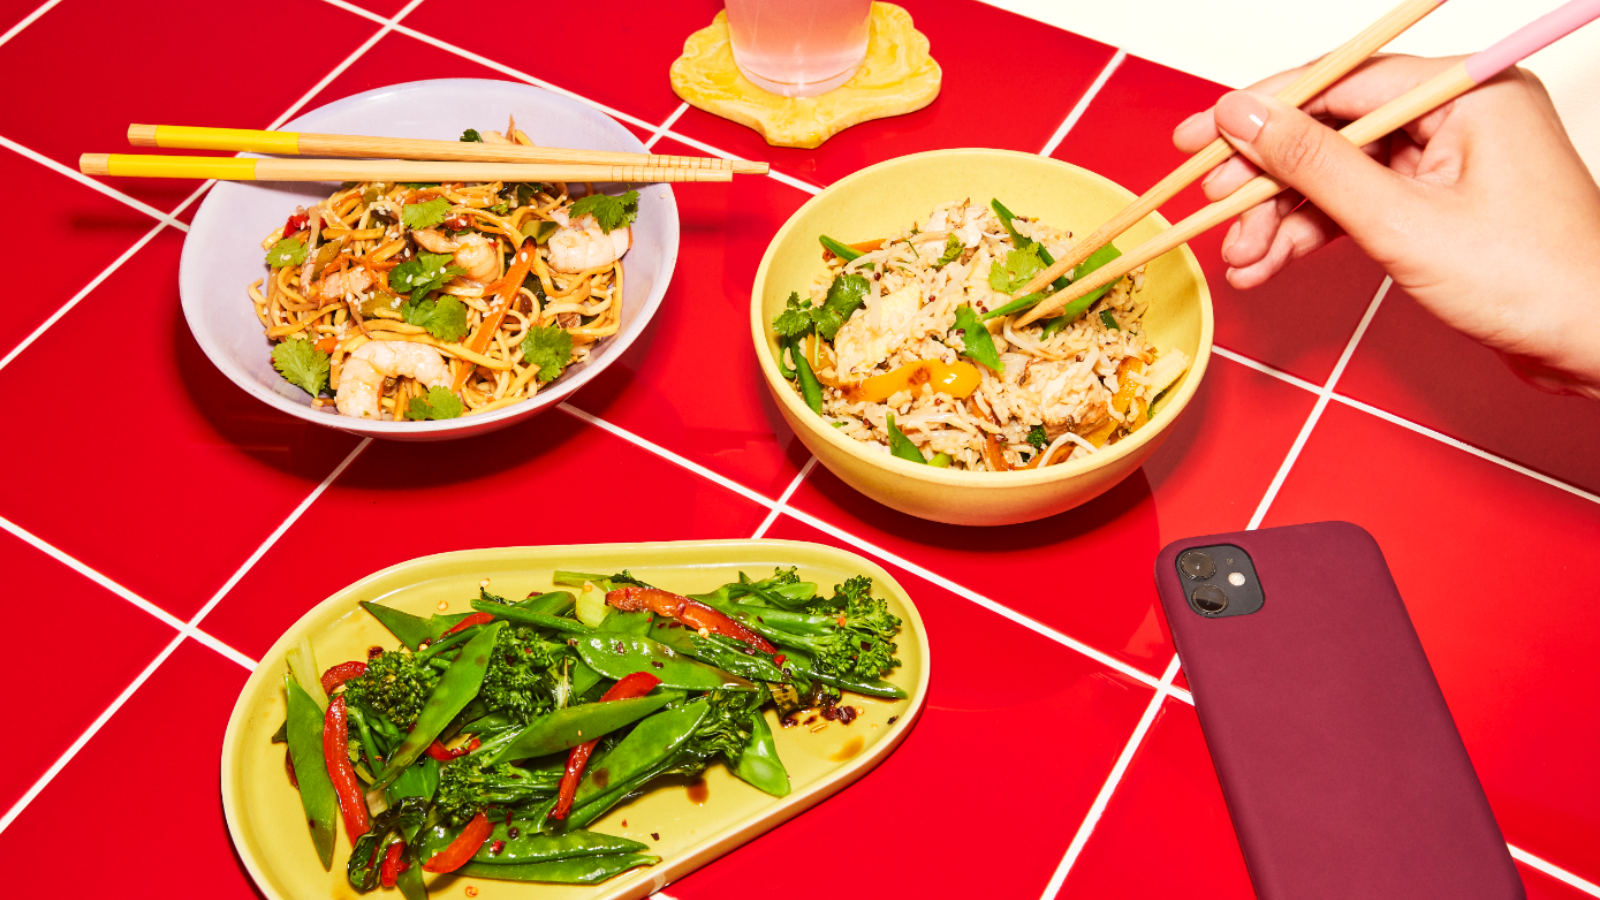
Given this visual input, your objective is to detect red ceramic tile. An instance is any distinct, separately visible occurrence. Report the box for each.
[667,515,1153,900]
[0,641,256,896]
[671,0,1117,187]
[782,353,1314,679]
[0,529,176,814]
[289,29,656,145]
[202,410,770,660]
[569,138,811,497]
[1055,701,1255,899]
[1337,285,1600,496]
[1052,55,1389,384]
[0,0,377,214]
[402,0,713,127]
[0,0,48,35]
[0,229,362,621]
[1262,402,1600,884]
[0,146,161,357]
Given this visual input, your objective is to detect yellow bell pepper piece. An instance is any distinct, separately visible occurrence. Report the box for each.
[839,358,983,403]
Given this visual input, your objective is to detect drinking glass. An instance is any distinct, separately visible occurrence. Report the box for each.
[725,0,874,98]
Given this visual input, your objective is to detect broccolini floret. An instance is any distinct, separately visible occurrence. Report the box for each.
[343,649,441,728]
[479,626,568,725]
[433,759,559,826]
[765,579,902,680]
[670,690,765,777]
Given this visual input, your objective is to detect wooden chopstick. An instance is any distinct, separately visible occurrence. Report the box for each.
[78,154,732,183]
[1012,0,1446,299]
[127,124,770,175]
[1014,0,1600,328]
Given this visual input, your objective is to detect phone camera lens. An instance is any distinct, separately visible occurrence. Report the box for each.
[1179,550,1216,580]
[1192,585,1228,614]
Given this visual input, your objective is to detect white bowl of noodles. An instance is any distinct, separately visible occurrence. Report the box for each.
[180,79,679,441]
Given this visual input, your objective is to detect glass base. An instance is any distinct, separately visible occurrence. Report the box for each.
[736,61,862,98]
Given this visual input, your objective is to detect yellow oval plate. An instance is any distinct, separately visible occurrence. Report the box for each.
[221,540,930,900]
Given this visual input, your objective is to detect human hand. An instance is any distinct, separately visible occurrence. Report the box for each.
[1173,55,1600,399]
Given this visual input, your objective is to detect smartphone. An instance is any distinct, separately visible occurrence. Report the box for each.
[1153,521,1523,900]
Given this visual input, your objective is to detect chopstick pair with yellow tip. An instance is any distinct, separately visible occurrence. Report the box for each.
[76,123,770,183]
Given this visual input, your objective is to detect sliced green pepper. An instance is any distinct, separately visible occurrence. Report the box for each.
[734,711,790,798]
[818,234,862,261]
[575,634,757,691]
[372,622,504,793]
[284,674,339,871]
[885,412,927,464]
[489,693,678,764]
[792,341,824,414]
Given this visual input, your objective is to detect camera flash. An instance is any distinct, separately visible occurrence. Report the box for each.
[1228,572,1246,586]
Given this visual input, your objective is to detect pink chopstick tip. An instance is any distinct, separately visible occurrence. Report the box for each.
[1464,0,1600,83]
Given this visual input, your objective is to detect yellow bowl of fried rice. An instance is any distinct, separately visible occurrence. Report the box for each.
[751,149,1212,525]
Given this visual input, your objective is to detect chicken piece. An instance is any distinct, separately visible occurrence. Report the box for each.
[830,284,921,379]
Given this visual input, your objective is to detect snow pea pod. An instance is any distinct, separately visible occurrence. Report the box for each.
[489,693,679,764]
[470,599,592,635]
[655,630,788,684]
[284,674,338,870]
[455,854,661,884]
[372,622,503,793]
[565,757,677,830]
[792,340,824,414]
[1040,243,1125,337]
[519,591,576,616]
[359,600,470,650]
[420,823,648,864]
[575,634,757,692]
[734,711,790,798]
[575,701,709,806]
[689,593,835,636]
[597,608,654,637]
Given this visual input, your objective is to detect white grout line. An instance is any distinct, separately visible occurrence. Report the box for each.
[1245,277,1390,529]
[0,512,188,633]
[0,220,167,375]
[0,0,60,50]
[642,103,691,151]
[0,633,187,837]
[558,402,780,508]
[184,438,373,644]
[270,0,427,132]
[750,457,818,539]
[1039,49,1127,158]
[0,132,187,231]
[1038,654,1182,898]
[1209,344,1322,393]
[1509,844,1600,897]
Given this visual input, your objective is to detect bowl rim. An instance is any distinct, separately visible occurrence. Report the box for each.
[179,77,680,437]
[749,147,1214,486]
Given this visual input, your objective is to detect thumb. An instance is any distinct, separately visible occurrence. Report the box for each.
[1213,90,1411,245]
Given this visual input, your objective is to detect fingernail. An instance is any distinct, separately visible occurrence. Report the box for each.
[1221,220,1242,265]
[1174,111,1204,134]
[1215,92,1268,142]
[1202,163,1223,189]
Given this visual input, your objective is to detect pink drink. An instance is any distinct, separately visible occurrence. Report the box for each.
[726,0,873,97]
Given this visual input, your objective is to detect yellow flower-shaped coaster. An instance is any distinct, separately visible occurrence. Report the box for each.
[669,2,942,149]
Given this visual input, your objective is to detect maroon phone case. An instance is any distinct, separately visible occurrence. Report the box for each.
[1154,521,1522,900]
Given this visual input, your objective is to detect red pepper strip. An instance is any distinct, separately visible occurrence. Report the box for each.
[422,810,493,874]
[425,736,481,761]
[550,672,662,821]
[380,840,406,887]
[606,587,777,654]
[443,612,496,636]
[323,696,370,843]
[320,660,369,694]
[283,212,308,238]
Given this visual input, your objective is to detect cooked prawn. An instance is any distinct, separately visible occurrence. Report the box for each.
[413,228,500,284]
[335,341,452,419]
[547,208,631,275]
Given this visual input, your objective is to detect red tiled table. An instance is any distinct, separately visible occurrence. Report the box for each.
[1,1,1596,897]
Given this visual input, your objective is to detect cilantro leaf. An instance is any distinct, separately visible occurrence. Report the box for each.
[266,235,308,269]
[460,128,483,142]
[271,338,330,397]
[399,295,469,343]
[406,386,464,420]
[988,243,1046,294]
[402,197,451,231]
[389,251,465,300]
[812,273,870,342]
[1026,425,1048,450]
[521,324,574,383]
[772,291,815,340]
[932,233,963,269]
[952,305,1002,373]
[568,190,640,234]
